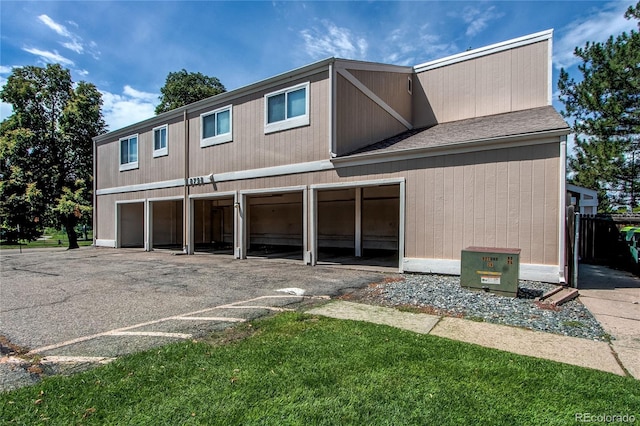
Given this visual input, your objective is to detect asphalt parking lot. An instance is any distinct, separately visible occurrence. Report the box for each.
[1,247,387,389]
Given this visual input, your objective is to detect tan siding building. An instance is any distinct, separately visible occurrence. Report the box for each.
[93,29,570,283]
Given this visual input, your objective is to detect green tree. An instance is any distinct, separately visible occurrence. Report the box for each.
[155,69,226,114]
[0,64,106,248]
[558,2,640,212]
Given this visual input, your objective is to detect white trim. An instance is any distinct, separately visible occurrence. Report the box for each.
[311,177,405,191]
[152,125,168,158]
[96,178,185,195]
[95,239,116,248]
[414,29,553,73]
[118,134,139,172]
[398,180,405,272]
[239,185,307,196]
[355,187,362,257]
[334,60,413,74]
[337,68,413,130]
[188,190,238,200]
[559,137,567,283]
[215,160,334,182]
[200,105,233,147]
[547,32,553,105]
[264,82,310,134]
[402,258,561,283]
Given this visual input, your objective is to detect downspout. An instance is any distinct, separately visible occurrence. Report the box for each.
[329,60,336,157]
[184,108,189,254]
[92,139,97,246]
[558,135,567,284]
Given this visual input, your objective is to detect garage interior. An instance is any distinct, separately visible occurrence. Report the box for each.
[246,192,304,260]
[118,202,144,248]
[317,185,399,267]
[150,199,183,250]
[192,197,235,253]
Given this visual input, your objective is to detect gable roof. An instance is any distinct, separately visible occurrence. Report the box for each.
[343,106,569,158]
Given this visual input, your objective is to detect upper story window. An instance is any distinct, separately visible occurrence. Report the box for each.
[264,82,310,134]
[201,105,232,147]
[153,125,168,157]
[119,134,138,171]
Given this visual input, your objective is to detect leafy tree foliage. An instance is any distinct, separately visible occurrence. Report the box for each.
[155,69,226,114]
[558,2,640,212]
[0,64,106,247]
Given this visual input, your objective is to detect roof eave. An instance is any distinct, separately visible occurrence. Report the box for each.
[331,128,570,167]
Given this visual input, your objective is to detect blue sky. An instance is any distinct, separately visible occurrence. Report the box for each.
[1,1,637,131]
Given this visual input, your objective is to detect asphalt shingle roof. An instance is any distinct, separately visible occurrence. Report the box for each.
[346,106,570,156]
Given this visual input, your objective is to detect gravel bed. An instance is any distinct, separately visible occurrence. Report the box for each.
[362,274,609,341]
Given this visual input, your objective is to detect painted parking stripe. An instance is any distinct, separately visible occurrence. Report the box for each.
[107,331,192,339]
[27,294,323,355]
[176,316,246,322]
[41,356,116,364]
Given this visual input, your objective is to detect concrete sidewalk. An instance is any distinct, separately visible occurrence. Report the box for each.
[307,300,629,377]
[577,264,640,379]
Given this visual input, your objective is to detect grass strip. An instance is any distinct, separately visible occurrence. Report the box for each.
[1,312,638,425]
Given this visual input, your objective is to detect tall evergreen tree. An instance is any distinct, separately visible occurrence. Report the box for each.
[155,69,226,114]
[558,2,640,212]
[0,64,106,248]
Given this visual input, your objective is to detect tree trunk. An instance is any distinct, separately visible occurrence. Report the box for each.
[64,216,79,249]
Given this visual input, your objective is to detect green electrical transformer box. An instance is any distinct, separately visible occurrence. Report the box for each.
[460,247,521,297]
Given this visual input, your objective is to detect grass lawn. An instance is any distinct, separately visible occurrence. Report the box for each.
[0,228,93,250]
[1,312,638,425]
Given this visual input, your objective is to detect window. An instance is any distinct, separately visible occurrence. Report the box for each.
[264,82,310,133]
[119,134,138,171]
[201,105,232,147]
[407,76,412,95]
[153,125,168,157]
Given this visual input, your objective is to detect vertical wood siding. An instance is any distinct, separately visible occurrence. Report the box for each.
[188,72,329,177]
[413,41,549,127]
[96,115,185,190]
[335,73,408,156]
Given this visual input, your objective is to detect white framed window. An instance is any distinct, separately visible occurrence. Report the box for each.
[264,82,310,134]
[153,125,168,157]
[201,105,232,147]
[119,134,138,171]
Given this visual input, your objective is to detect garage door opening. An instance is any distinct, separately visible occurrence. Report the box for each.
[317,185,399,268]
[150,199,183,250]
[246,192,303,260]
[117,202,144,248]
[192,197,235,254]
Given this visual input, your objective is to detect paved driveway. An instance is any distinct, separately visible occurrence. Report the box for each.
[1,247,385,362]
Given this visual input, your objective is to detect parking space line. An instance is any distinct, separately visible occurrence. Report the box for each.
[176,317,246,322]
[27,293,326,356]
[107,331,192,339]
[41,356,116,364]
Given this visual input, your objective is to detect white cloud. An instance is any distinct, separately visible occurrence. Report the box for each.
[0,65,13,74]
[461,6,504,37]
[100,86,158,131]
[554,2,637,70]
[382,25,458,66]
[38,14,72,38]
[301,20,368,59]
[22,47,75,66]
[37,14,94,56]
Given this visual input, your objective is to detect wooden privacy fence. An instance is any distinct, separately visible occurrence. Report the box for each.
[574,213,640,266]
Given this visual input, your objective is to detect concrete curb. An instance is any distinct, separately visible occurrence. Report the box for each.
[307,301,627,376]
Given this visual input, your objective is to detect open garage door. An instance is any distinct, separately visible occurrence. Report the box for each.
[149,199,183,250]
[316,184,399,268]
[192,197,235,254]
[246,191,303,260]
[117,202,144,248]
